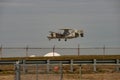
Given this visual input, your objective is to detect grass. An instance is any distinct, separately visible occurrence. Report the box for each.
[0,55,120,60]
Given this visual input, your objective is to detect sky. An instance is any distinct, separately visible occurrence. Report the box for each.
[0,0,120,48]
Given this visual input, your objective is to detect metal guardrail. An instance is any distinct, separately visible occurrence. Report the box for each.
[0,59,119,65]
[0,59,120,80]
[0,59,120,72]
[13,59,120,80]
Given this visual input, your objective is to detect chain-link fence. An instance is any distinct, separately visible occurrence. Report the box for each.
[0,46,120,57]
[14,60,120,80]
[15,62,83,80]
[0,60,120,80]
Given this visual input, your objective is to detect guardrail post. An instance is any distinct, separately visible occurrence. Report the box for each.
[116,59,119,71]
[47,59,50,73]
[93,59,97,72]
[15,61,21,80]
[70,59,73,72]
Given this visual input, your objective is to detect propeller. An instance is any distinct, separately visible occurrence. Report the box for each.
[77,30,84,37]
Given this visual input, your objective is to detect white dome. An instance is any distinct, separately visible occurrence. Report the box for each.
[44,52,61,57]
[29,55,36,57]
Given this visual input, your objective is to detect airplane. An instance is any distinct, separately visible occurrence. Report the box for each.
[47,28,84,41]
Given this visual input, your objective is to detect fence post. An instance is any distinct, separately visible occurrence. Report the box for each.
[0,44,2,58]
[26,45,29,57]
[70,59,73,72]
[93,59,97,72]
[47,59,50,73]
[36,64,39,80]
[53,45,55,57]
[79,64,82,80]
[15,61,21,80]
[78,44,80,56]
[23,60,27,74]
[103,45,105,55]
[116,59,119,71]
[60,61,63,80]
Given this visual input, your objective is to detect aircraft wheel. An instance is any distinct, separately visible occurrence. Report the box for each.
[65,38,67,41]
[58,39,61,41]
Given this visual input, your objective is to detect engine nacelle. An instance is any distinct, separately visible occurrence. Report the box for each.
[80,33,84,37]
[78,30,84,37]
[75,33,79,37]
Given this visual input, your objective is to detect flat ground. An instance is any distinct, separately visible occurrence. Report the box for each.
[0,65,120,80]
[0,73,120,80]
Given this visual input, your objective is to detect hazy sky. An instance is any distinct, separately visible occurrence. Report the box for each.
[0,0,120,48]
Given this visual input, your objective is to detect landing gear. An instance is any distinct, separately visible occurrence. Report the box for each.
[58,38,67,41]
[58,39,61,41]
[65,38,67,41]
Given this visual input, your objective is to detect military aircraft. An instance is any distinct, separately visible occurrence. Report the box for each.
[47,28,84,41]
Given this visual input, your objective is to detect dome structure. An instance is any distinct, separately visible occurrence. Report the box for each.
[44,52,61,57]
[29,55,36,57]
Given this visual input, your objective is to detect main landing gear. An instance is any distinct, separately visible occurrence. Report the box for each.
[58,38,67,41]
[58,39,61,41]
